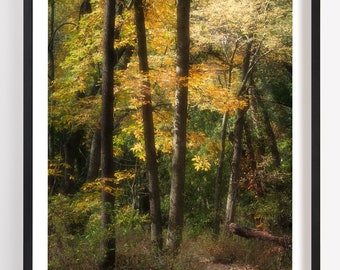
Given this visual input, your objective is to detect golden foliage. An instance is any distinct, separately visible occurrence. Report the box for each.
[192,155,211,171]
[189,64,247,113]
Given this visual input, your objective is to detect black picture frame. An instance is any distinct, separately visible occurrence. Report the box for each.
[311,0,320,269]
[22,0,321,269]
[24,0,33,269]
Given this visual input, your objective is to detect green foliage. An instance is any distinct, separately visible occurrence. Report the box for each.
[48,192,103,269]
[115,205,150,235]
[237,159,292,234]
[48,191,152,269]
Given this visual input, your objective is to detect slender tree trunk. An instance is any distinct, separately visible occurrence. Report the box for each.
[134,0,163,250]
[225,41,252,227]
[257,94,281,167]
[48,0,57,162]
[166,0,190,254]
[244,119,256,171]
[49,0,55,83]
[248,81,266,158]
[244,117,264,196]
[249,81,280,167]
[213,112,228,235]
[225,108,246,225]
[100,0,116,269]
[48,0,56,193]
[86,128,101,182]
[63,130,83,194]
[214,41,239,235]
[63,140,75,194]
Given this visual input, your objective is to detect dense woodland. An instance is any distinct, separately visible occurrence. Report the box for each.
[48,0,292,269]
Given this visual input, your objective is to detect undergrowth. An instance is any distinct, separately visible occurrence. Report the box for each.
[48,194,291,269]
[50,228,291,269]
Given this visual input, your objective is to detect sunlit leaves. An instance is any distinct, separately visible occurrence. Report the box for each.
[114,170,135,182]
[192,155,211,171]
[189,64,247,113]
[145,0,176,54]
[115,9,136,49]
[131,142,146,161]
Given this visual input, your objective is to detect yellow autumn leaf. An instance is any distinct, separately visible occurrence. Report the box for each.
[192,155,211,172]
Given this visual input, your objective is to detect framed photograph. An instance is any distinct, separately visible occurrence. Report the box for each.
[4,0,322,268]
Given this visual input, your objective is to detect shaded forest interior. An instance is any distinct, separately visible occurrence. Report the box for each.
[48,0,292,269]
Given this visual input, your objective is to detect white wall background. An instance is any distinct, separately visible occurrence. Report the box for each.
[0,0,23,268]
[320,0,340,269]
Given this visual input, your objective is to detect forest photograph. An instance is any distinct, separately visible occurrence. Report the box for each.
[48,0,292,269]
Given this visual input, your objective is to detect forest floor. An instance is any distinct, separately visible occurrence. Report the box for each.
[206,264,257,270]
[195,255,258,270]
[201,259,258,270]
[113,231,291,270]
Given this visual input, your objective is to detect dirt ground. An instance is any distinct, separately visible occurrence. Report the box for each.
[205,263,257,270]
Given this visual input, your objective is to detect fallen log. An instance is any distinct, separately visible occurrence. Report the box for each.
[229,223,292,248]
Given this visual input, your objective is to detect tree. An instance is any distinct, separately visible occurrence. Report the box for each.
[100,0,116,268]
[166,0,190,253]
[213,38,240,235]
[254,87,281,167]
[134,0,163,250]
[86,128,101,182]
[224,39,259,226]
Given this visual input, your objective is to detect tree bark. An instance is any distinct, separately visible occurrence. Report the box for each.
[243,118,263,196]
[63,140,75,194]
[213,113,228,235]
[62,130,83,194]
[249,80,281,167]
[257,93,281,167]
[134,0,163,250]
[225,108,246,225]
[229,223,292,248]
[225,41,252,227]
[48,0,55,83]
[100,0,116,268]
[244,119,256,171]
[213,40,239,235]
[48,0,57,163]
[166,0,190,254]
[86,128,101,182]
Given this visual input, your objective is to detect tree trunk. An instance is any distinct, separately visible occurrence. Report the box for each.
[257,93,281,167]
[244,119,264,196]
[214,40,239,235]
[249,80,281,167]
[213,113,228,235]
[48,0,56,193]
[62,130,83,194]
[229,223,292,248]
[225,108,246,225]
[100,0,116,268]
[166,0,190,254]
[225,41,252,227]
[63,140,75,194]
[248,80,266,158]
[134,0,163,250]
[244,119,256,171]
[86,128,101,182]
